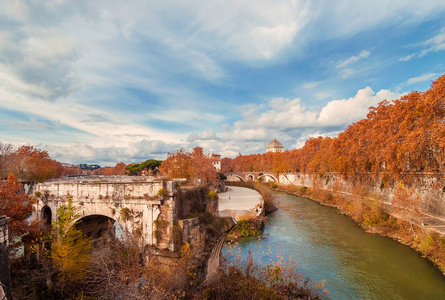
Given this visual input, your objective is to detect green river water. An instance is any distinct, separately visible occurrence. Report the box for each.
[223,190,445,299]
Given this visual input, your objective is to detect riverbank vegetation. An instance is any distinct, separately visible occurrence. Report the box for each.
[221,75,445,273]
[11,216,323,300]
[222,75,445,186]
[229,217,264,238]
[220,241,328,299]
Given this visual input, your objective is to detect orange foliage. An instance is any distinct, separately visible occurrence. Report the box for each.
[0,174,42,253]
[223,74,445,185]
[101,162,127,175]
[5,145,63,182]
[160,147,217,184]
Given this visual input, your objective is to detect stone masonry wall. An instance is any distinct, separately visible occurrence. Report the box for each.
[34,178,177,251]
[0,216,11,300]
[279,173,445,219]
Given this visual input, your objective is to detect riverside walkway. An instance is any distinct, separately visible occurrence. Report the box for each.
[218,186,263,221]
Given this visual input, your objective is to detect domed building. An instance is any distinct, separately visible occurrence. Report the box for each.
[266,139,284,153]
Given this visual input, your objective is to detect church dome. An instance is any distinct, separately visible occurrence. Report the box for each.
[267,139,284,153]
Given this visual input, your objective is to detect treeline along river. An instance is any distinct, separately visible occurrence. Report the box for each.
[223,190,445,299]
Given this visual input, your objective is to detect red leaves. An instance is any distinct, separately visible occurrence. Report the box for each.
[160,147,218,185]
[0,174,39,252]
[224,74,445,183]
[3,145,63,182]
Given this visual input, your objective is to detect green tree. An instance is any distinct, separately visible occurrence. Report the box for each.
[51,199,92,287]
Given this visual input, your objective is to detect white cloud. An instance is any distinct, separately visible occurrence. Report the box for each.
[0,87,184,147]
[311,1,445,39]
[399,28,445,62]
[423,28,445,53]
[292,131,339,149]
[335,50,370,78]
[317,87,400,126]
[302,81,322,89]
[406,73,437,85]
[1,0,445,164]
[340,68,355,79]
[336,50,370,69]
[187,86,401,157]
[399,53,416,62]
[40,139,180,165]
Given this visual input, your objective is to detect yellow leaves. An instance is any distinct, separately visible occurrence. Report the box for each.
[180,242,191,258]
[51,199,92,283]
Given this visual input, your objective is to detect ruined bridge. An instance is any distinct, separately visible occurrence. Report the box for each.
[33,176,179,251]
[225,172,279,184]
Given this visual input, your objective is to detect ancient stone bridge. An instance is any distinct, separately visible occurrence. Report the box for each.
[225,172,279,183]
[33,176,178,251]
[32,175,237,285]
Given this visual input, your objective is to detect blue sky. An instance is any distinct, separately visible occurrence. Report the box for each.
[0,0,444,165]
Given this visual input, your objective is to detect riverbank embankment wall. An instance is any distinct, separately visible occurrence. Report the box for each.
[279,173,445,219]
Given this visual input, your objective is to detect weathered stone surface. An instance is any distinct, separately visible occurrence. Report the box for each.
[278,172,445,218]
[34,177,176,251]
[179,215,236,284]
[0,215,11,300]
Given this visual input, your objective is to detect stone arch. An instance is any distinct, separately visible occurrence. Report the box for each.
[257,174,278,183]
[247,174,255,181]
[226,174,246,183]
[74,205,118,224]
[41,205,52,225]
[75,214,117,249]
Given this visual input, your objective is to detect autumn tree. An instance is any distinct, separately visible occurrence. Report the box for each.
[51,199,92,292]
[160,148,193,179]
[191,147,218,185]
[8,146,63,182]
[0,174,41,255]
[102,162,127,175]
[223,74,445,188]
[160,147,217,185]
[0,142,13,179]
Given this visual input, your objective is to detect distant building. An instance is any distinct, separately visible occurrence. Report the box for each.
[211,154,221,172]
[266,139,284,153]
[79,164,101,171]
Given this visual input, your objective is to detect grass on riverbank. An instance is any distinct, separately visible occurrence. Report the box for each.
[229,217,265,239]
[218,241,329,300]
[277,183,445,274]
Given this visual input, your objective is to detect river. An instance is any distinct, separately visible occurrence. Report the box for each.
[223,190,445,299]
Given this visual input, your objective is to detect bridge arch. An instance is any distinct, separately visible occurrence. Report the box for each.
[257,173,278,183]
[226,174,246,183]
[75,214,118,249]
[41,205,52,225]
[247,174,255,181]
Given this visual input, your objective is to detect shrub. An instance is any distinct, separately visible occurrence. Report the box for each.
[120,207,133,221]
[231,217,264,238]
[157,188,168,198]
[207,190,218,200]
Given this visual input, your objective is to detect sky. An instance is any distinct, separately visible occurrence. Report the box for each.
[1,0,445,166]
